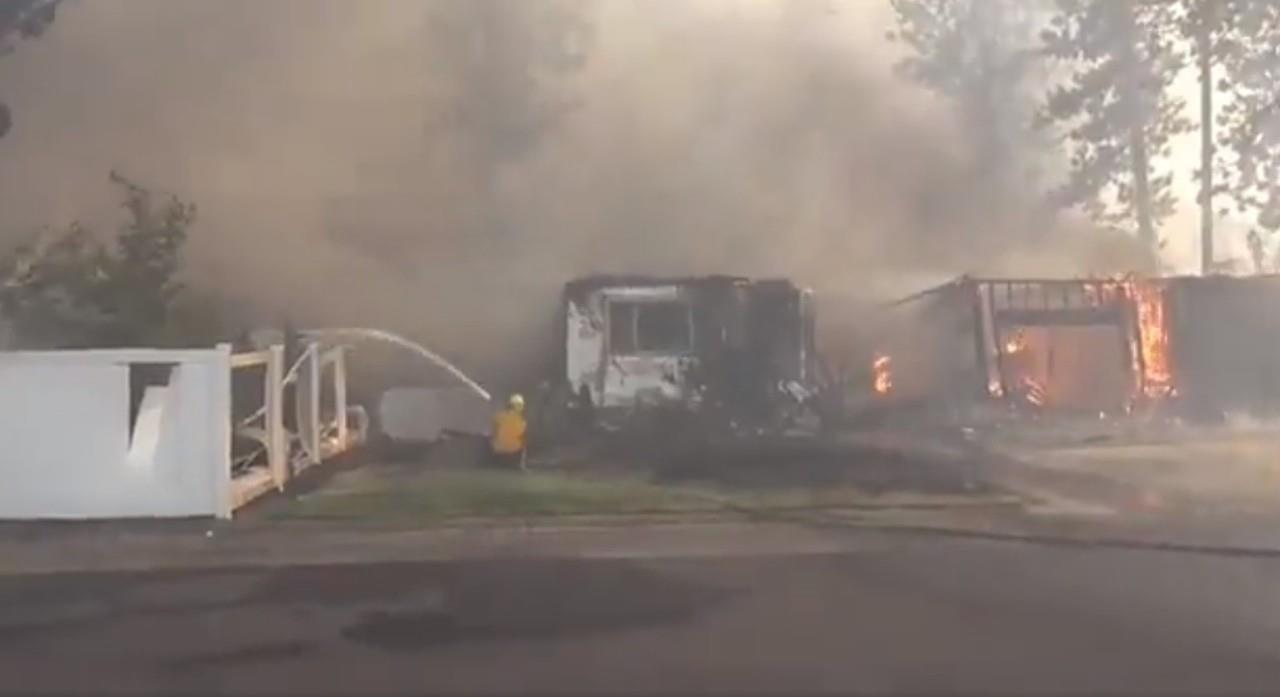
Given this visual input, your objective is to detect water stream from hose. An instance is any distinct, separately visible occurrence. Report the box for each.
[300,327,492,402]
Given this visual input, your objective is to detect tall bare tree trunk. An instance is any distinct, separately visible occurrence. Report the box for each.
[1116,3,1157,254]
[1131,128,1156,251]
[1198,5,1215,275]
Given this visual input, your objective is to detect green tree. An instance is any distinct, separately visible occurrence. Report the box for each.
[1182,0,1218,273]
[0,172,200,348]
[1039,0,1190,252]
[1174,0,1246,274]
[1210,0,1280,269]
[95,171,198,345]
[0,0,59,139]
[889,0,1052,185]
[0,221,111,347]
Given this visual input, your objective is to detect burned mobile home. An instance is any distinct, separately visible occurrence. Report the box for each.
[871,274,1280,420]
[549,275,822,433]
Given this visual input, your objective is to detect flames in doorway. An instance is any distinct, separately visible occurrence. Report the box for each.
[1002,329,1047,406]
[1127,280,1173,400]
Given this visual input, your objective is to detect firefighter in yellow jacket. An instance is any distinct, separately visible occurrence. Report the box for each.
[490,393,528,471]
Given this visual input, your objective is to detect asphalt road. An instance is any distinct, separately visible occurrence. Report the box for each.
[4,530,1280,695]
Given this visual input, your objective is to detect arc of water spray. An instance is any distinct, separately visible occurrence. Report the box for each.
[299,327,492,402]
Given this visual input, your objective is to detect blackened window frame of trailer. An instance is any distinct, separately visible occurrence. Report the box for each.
[607,299,695,355]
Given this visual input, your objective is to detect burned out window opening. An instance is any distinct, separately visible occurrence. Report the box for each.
[608,302,637,354]
[607,300,694,355]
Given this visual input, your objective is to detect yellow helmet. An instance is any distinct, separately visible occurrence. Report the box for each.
[508,393,525,411]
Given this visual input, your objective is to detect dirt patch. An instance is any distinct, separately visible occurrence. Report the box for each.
[1002,435,1280,514]
[654,436,997,497]
[279,471,711,521]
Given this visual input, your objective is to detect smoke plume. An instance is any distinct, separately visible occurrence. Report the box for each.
[0,0,1150,389]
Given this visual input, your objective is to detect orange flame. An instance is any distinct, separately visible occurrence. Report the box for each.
[1022,376,1047,406]
[1083,284,1100,307]
[1004,331,1026,355]
[1127,280,1172,399]
[872,354,893,395]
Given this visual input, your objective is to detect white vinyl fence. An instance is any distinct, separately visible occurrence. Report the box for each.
[0,347,232,519]
[0,340,364,520]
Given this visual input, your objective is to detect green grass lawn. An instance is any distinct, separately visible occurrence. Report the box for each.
[279,470,717,521]
[276,468,1016,523]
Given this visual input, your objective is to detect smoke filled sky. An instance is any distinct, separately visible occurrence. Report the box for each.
[0,0,1209,380]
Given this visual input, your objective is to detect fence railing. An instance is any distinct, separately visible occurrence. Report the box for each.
[230,340,364,512]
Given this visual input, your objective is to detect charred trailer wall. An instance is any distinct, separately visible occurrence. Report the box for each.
[562,278,701,410]
[744,280,816,386]
[871,280,985,408]
[690,278,817,427]
[1167,275,1280,418]
[921,282,987,405]
[558,276,816,422]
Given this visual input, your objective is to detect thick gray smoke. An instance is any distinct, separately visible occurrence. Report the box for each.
[0,0,1150,388]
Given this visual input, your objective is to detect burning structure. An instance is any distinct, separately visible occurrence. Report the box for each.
[871,274,1280,421]
[551,275,822,434]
